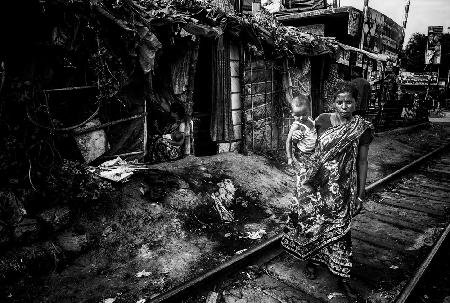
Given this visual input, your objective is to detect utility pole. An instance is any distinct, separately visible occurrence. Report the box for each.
[359,0,369,50]
[401,0,411,48]
[398,0,411,70]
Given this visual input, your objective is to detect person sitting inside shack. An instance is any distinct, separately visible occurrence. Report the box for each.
[149,102,187,163]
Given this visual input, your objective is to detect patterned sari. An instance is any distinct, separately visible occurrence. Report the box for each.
[282,115,373,278]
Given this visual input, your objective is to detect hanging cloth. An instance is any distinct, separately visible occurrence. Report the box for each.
[211,36,234,142]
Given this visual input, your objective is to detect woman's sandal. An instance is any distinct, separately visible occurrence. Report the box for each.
[303,262,317,280]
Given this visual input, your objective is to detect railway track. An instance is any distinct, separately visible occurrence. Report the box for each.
[150,144,450,303]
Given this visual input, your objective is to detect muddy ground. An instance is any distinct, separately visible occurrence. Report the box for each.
[1,123,450,303]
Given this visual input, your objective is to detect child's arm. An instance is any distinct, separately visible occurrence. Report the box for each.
[286,123,302,165]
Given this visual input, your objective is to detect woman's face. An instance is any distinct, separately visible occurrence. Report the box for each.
[334,92,356,118]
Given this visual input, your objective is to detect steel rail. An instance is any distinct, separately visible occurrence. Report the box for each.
[395,223,450,303]
[394,143,450,303]
[149,142,450,303]
[149,234,282,303]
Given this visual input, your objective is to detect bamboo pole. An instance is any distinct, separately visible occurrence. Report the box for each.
[43,85,97,93]
[73,113,147,135]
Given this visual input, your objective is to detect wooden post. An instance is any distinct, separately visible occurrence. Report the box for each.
[184,39,200,156]
[250,55,254,151]
[143,98,148,159]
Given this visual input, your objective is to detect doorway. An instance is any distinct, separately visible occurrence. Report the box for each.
[192,37,217,156]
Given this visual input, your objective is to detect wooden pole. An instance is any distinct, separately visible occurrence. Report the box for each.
[143,98,148,159]
[359,0,369,50]
[184,39,200,156]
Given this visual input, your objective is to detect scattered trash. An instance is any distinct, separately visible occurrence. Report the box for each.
[211,179,236,222]
[235,249,247,255]
[101,298,116,303]
[389,265,399,270]
[327,292,344,299]
[224,233,231,237]
[38,206,71,231]
[245,228,266,240]
[74,119,108,163]
[206,291,219,303]
[88,157,149,183]
[236,197,248,208]
[136,270,152,278]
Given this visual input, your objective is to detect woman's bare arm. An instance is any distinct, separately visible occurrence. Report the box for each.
[356,144,369,199]
[167,122,186,146]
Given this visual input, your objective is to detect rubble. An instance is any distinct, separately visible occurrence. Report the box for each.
[38,206,71,231]
[13,218,40,243]
[206,291,219,303]
[0,241,63,282]
[89,157,151,183]
[0,191,26,226]
[56,232,88,253]
[211,179,236,222]
[0,224,10,246]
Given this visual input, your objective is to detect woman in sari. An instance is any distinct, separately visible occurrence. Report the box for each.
[282,82,373,300]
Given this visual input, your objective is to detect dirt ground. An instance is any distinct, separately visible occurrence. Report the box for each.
[1,123,450,303]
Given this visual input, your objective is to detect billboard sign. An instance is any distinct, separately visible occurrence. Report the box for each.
[348,8,361,36]
[362,8,404,55]
[356,53,363,67]
[425,26,443,65]
[337,48,350,66]
[398,71,438,86]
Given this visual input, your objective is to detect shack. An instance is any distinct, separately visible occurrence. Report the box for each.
[0,0,343,165]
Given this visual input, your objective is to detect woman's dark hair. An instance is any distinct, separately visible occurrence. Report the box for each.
[332,81,359,103]
[171,102,186,120]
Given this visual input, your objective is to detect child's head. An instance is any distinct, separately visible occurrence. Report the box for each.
[291,94,311,122]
